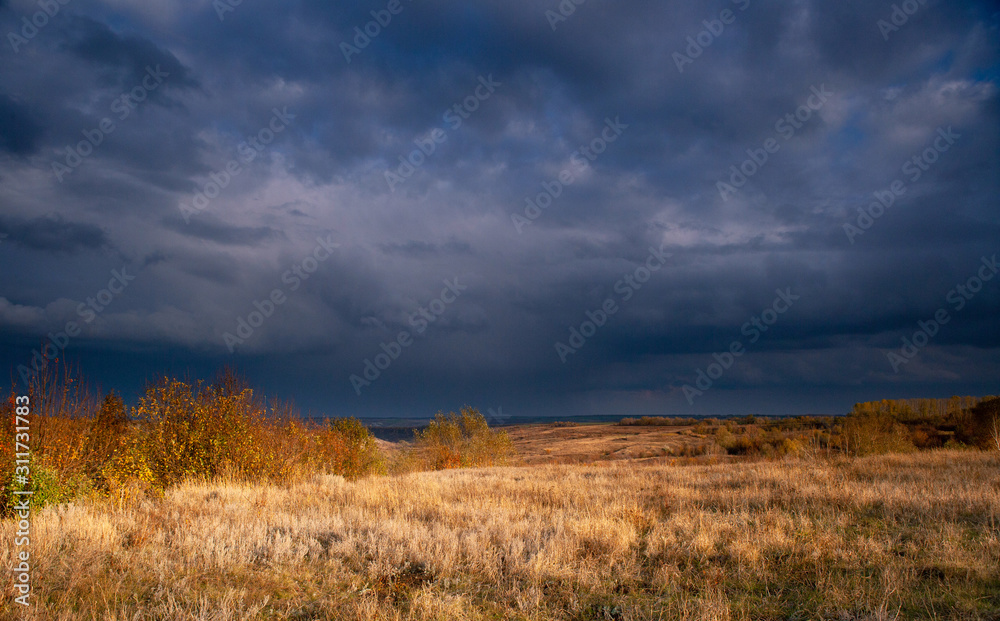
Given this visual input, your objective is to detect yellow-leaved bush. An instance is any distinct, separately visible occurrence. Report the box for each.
[413,406,513,470]
[0,366,392,512]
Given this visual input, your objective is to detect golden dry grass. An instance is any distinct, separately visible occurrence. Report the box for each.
[504,422,706,465]
[3,450,999,620]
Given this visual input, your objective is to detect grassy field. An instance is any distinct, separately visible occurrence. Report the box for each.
[4,449,998,620]
[504,421,704,465]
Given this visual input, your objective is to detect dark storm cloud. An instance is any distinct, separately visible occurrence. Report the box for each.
[0,93,43,155]
[0,0,997,415]
[0,214,108,252]
[163,217,285,247]
[380,239,474,258]
[62,15,200,93]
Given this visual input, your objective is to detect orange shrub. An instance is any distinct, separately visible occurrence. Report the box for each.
[129,376,284,488]
[413,407,513,470]
[842,411,915,456]
[2,366,390,508]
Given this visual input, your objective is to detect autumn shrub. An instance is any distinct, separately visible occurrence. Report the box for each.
[842,411,915,456]
[0,395,20,516]
[416,412,464,470]
[959,397,1000,450]
[1,364,101,514]
[414,407,513,470]
[678,443,708,457]
[714,427,754,455]
[714,427,734,450]
[909,423,946,449]
[101,428,156,501]
[619,416,700,426]
[127,375,288,488]
[638,416,670,426]
[724,435,758,455]
[21,365,95,489]
[321,418,385,479]
[80,392,130,488]
[778,437,803,457]
[1,365,395,510]
[25,464,92,507]
[132,379,216,487]
[851,396,988,425]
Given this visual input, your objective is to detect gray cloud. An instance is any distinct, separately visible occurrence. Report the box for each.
[0,214,108,252]
[0,92,44,155]
[0,0,997,416]
[163,217,285,247]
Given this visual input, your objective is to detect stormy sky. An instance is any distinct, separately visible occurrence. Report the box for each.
[1,0,998,419]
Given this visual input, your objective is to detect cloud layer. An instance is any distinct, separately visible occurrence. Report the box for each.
[1,0,998,417]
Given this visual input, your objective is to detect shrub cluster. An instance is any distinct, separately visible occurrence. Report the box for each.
[842,396,1000,454]
[963,397,1000,450]
[850,396,986,422]
[0,366,388,514]
[841,411,916,456]
[713,426,806,457]
[616,404,1000,459]
[618,416,702,427]
[2,365,518,515]
[412,407,513,470]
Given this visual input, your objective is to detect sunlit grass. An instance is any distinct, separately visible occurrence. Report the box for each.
[3,450,998,620]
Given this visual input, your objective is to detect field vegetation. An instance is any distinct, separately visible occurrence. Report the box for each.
[2,450,998,619]
[0,365,507,514]
[1,365,998,619]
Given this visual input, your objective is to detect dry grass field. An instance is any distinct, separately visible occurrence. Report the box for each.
[4,449,998,620]
[382,421,708,467]
[504,422,704,465]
